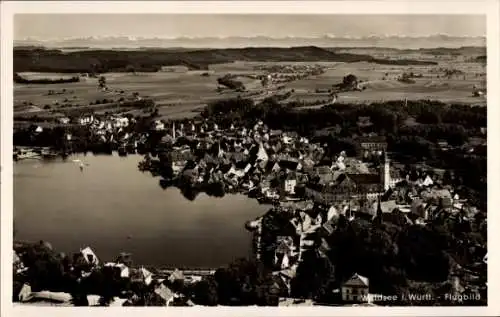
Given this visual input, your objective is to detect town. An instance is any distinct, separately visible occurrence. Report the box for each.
[10,12,489,309]
[13,94,487,306]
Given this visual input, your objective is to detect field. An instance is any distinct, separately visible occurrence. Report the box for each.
[14,48,487,121]
[285,61,486,105]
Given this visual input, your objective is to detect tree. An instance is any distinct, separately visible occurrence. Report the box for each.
[213,258,276,306]
[126,65,136,74]
[193,277,219,306]
[20,242,67,292]
[291,250,335,299]
[98,76,107,89]
[342,74,358,89]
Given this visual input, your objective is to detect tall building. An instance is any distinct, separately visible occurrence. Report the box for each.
[380,152,391,191]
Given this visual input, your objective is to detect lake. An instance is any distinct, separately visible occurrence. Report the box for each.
[13,154,268,268]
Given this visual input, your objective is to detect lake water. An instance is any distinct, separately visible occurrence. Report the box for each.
[14,154,268,268]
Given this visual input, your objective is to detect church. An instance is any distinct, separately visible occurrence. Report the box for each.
[309,152,394,205]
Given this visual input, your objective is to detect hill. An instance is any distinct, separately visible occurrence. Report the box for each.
[13,46,437,73]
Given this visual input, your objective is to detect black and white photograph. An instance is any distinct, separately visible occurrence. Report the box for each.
[1,1,498,315]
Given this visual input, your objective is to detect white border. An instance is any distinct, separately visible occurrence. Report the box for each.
[2,1,499,317]
[1,0,493,14]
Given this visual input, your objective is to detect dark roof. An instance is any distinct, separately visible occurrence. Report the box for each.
[343,273,369,287]
[315,166,332,175]
[322,222,335,235]
[279,160,300,171]
[346,173,380,185]
[357,136,387,144]
[227,151,248,163]
[286,171,297,180]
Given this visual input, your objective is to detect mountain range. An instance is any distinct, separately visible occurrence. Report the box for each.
[15,35,486,49]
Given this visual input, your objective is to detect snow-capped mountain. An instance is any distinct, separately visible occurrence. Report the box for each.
[14,35,486,49]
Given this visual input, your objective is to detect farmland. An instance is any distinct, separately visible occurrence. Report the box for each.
[14,46,487,122]
[286,60,486,105]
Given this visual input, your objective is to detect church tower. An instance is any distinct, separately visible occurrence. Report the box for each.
[380,151,391,191]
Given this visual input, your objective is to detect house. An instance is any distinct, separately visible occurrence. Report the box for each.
[168,269,185,284]
[104,262,130,278]
[314,166,336,185]
[114,117,129,128]
[80,246,99,266]
[18,284,32,302]
[357,136,387,153]
[317,238,331,258]
[344,173,384,199]
[279,159,302,171]
[305,185,350,205]
[256,143,269,162]
[259,179,271,192]
[421,175,434,187]
[326,205,339,221]
[130,267,153,286]
[54,114,70,124]
[298,211,313,232]
[141,267,154,285]
[25,291,73,305]
[115,252,133,267]
[79,114,94,125]
[437,140,450,150]
[283,172,297,194]
[321,219,335,236]
[341,273,369,303]
[227,151,248,164]
[154,283,175,306]
[276,264,299,295]
[371,200,397,215]
[357,116,373,128]
[153,120,165,131]
[275,253,291,270]
[87,295,101,306]
[169,149,194,173]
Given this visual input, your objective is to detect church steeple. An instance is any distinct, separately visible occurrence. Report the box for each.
[373,195,383,223]
[380,151,391,191]
[376,196,382,217]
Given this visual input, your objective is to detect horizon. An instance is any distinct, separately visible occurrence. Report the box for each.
[15,14,486,41]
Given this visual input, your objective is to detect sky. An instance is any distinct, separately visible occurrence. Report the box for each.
[14,14,486,40]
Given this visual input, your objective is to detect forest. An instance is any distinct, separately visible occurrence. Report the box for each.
[14,46,437,73]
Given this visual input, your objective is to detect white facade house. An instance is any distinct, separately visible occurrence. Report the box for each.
[422,175,434,187]
[154,120,165,131]
[79,115,94,125]
[58,117,70,124]
[105,262,130,278]
[256,144,269,162]
[80,247,99,266]
[284,178,297,194]
[140,267,153,286]
[327,206,338,221]
[114,117,129,128]
[341,273,369,303]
